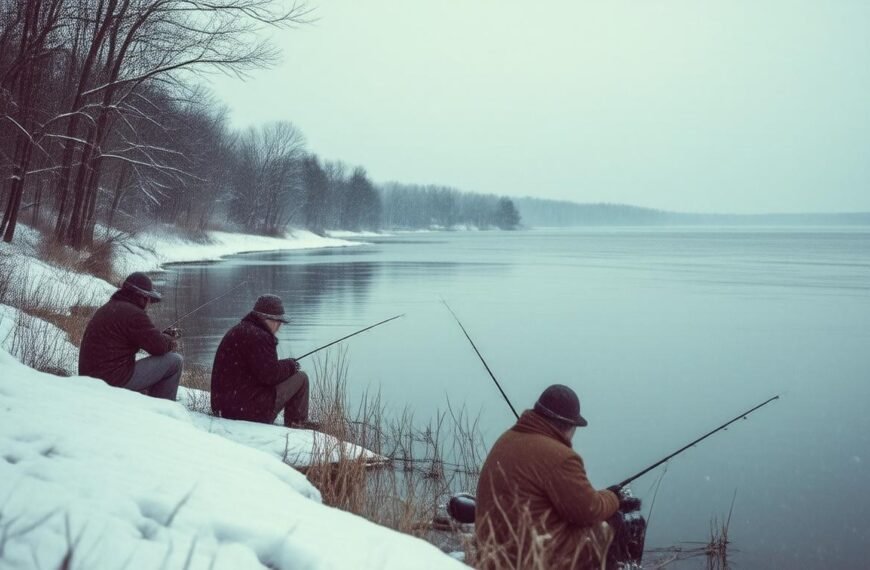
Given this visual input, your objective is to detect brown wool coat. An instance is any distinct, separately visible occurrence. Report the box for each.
[78,290,173,387]
[475,410,619,570]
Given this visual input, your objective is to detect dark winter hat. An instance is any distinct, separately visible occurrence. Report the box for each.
[534,384,588,427]
[252,294,291,324]
[121,272,162,303]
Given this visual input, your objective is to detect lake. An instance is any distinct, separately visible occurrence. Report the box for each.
[152,227,870,569]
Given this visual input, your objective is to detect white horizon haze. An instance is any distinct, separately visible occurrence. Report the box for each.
[209,1,870,214]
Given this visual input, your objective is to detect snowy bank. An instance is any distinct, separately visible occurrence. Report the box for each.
[178,387,385,469]
[0,305,78,375]
[116,228,366,276]
[0,349,463,569]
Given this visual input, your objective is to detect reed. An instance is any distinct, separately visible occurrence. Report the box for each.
[300,348,485,540]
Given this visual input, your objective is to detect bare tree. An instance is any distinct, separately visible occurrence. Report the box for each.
[1,0,313,246]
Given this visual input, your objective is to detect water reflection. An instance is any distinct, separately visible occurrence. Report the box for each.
[146,229,870,570]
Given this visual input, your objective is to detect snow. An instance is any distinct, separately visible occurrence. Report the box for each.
[178,387,384,468]
[0,349,463,569]
[0,304,78,375]
[115,228,364,276]
[2,225,116,312]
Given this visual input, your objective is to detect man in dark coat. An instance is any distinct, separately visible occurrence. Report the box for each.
[475,385,620,570]
[79,272,183,400]
[210,294,311,427]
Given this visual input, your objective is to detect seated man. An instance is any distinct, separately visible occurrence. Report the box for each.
[79,272,183,400]
[475,384,619,570]
[210,294,311,427]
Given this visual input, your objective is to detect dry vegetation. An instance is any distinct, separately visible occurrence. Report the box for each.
[299,349,484,545]
[0,255,94,375]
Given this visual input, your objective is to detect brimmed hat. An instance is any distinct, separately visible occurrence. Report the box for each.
[252,294,291,324]
[121,272,162,303]
[534,384,588,427]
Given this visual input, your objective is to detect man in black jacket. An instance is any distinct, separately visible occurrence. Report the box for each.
[210,294,310,427]
[79,272,183,400]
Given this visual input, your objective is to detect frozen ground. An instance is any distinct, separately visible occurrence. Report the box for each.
[0,348,463,569]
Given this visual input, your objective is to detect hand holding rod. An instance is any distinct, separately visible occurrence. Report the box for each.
[616,394,780,488]
[296,314,404,361]
[442,299,519,420]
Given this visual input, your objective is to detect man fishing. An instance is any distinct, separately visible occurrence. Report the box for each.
[79,272,183,400]
[475,384,621,570]
[210,294,313,428]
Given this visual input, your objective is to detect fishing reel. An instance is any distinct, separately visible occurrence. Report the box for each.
[446,492,476,524]
[163,326,182,339]
[607,487,647,570]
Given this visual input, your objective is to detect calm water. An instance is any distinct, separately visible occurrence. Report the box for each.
[152,228,870,569]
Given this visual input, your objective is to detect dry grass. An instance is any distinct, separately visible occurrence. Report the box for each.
[37,233,121,284]
[646,491,738,569]
[300,348,485,540]
[179,362,213,414]
[0,262,96,375]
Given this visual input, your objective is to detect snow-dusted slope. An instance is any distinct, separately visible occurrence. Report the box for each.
[115,228,366,276]
[0,350,463,570]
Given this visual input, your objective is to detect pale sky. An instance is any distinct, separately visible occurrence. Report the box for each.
[209,1,870,214]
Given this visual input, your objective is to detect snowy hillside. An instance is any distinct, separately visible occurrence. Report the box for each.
[0,350,463,569]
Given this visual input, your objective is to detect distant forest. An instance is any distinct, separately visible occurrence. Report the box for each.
[515,197,870,227]
[0,0,520,249]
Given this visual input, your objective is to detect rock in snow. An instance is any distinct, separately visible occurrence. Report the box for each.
[0,350,463,569]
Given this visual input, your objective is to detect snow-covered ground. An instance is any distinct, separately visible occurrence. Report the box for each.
[0,348,463,569]
[177,387,384,468]
[0,305,78,375]
[115,228,366,276]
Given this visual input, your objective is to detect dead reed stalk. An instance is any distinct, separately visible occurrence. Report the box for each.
[301,347,486,540]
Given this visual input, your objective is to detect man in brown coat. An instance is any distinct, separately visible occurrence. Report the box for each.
[79,272,183,400]
[475,385,619,570]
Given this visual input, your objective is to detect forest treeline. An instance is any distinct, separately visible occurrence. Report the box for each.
[0,0,519,249]
[514,197,870,227]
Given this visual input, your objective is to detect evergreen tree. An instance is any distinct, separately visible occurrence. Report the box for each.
[493,197,521,230]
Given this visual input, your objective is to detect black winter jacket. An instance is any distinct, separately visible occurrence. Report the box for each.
[78,290,173,386]
[210,313,298,422]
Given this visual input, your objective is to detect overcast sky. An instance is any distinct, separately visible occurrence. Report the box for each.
[209,1,870,214]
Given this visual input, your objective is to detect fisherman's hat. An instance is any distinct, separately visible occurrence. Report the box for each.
[121,272,162,303]
[534,384,588,427]
[252,294,291,324]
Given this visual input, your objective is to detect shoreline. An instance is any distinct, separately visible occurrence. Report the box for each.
[0,224,372,373]
[0,224,479,568]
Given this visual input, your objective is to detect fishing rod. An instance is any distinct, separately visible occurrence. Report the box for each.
[296,314,404,361]
[616,394,780,488]
[441,299,519,420]
[165,280,248,329]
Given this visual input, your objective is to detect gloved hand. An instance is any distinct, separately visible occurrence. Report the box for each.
[607,484,623,497]
[163,326,181,339]
[287,358,300,375]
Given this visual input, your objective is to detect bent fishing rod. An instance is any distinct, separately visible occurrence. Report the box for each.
[166,280,249,329]
[616,394,780,488]
[296,314,404,361]
[441,299,519,419]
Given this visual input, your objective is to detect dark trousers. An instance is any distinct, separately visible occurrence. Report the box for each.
[273,371,309,426]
